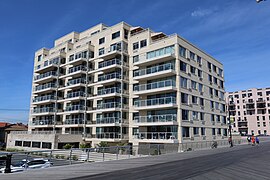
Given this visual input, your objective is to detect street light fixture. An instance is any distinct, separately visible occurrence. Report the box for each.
[227,96,234,147]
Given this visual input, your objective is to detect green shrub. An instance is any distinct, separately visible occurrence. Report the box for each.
[60,155,65,159]
[6,148,24,152]
[63,144,73,149]
[72,155,78,161]
[79,143,91,149]
[97,142,108,147]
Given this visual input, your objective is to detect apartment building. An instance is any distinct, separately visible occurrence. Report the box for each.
[226,88,270,136]
[7,22,227,150]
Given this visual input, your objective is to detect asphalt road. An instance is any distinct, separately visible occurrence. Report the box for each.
[68,142,270,180]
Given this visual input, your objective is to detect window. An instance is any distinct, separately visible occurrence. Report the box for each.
[211,114,215,122]
[182,127,190,137]
[23,141,31,147]
[181,93,189,104]
[220,80,224,88]
[99,37,105,44]
[37,55,42,62]
[223,129,227,136]
[180,76,188,88]
[215,102,219,110]
[32,141,41,148]
[15,141,22,146]
[200,98,204,106]
[216,115,220,122]
[192,111,199,120]
[190,51,195,60]
[212,128,216,135]
[190,66,196,74]
[201,127,205,136]
[112,31,120,39]
[192,96,197,104]
[146,46,174,59]
[200,112,205,121]
[214,77,218,84]
[217,128,221,135]
[213,65,217,72]
[198,83,203,92]
[263,122,266,127]
[197,56,202,64]
[140,39,147,48]
[133,42,139,50]
[193,127,199,135]
[133,55,139,63]
[208,62,212,70]
[215,89,219,97]
[42,142,52,149]
[180,61,187,72]
[179,46,186,57]
[218,68,223,77]
[98,48,104,56]
[222,116,226,124]
[198,70,202,78]
[209,88,213,96]
[210,101,214,109]
[182,109,189,120]
[124,29,129,39]
[191,81,197,90]
[208,75,212,82]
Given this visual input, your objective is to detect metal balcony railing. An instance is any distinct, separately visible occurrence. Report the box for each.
[97,102,121,109]
[35,83,56,91]
[64,118,84,125]
[32,107,55,113]
[96,117,120,124]
[97,87,121,96]
[98,72,121,82]
[34,71,57,81]
[134,97,176,107]
[65,105,85,111]
[98,58,121,69]
[133,114,177,123]
[66,91,85,99]
[67,78,86,86]
[133,63,175,77]
[134,80,176,92]
[33,95,56,102]
[96,132,121,139]
[35,58,59,70]
[133,132,177,140]
[32,119,54,126]
[68,65,87,74]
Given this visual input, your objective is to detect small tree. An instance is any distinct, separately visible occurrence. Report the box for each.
[63,144,73,149]
[79,143,91,149]
[97,141,108,147]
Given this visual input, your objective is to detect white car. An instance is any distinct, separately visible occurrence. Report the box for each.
[0,158,53,173]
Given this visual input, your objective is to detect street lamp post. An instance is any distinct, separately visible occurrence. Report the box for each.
[228,97,234,147]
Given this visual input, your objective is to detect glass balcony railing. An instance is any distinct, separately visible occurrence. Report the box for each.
[96,117,120,124]
[32,107,55,113]
[34,71,57,81]
[134,80,176,92]
[134,97,176,107]
[35,83,56,92]
[33,95,56,102]
[66,91,85,99]
[133,114,177,123]
[97,87,121,96]
[32,119,54,126]
[68,65,87,74]
[133,132,177,140]
[98,72,121,82]
[133,63,175,77]
[96,132,120,139]
[64,118,84,125]
[67,78,86,86]
[35,58,59,70]
[65,105,85,111]
[97,102,121,109]
[98,58,121,69]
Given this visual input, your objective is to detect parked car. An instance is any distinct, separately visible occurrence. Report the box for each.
[0,158,53,173]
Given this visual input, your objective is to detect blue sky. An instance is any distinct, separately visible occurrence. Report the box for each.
[0,0,269,124]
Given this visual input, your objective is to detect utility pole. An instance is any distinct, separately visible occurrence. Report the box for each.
[227,96,234,147]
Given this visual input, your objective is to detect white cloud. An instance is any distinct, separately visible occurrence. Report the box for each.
[191,8,214,17]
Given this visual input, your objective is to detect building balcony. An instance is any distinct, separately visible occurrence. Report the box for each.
[246,101,254,104]
[97,87,121,97]
[32,107,55,115]
[34,71,58,83]
[66,78,86,87]
[34,83,57,93]
[133,63,175,81]
[98,58,121,70]
[64,118,84,125]
[60,65,87,78]
[133,114,177,126]
[98,72,121,82]
[98,44,127,60]
[95,117,121,127]
[96,132,121,140]
[133,80,176,95]
[134,97,177,110]
[97,102,121,110]
[65,105,85,112]
[32,95,56,104]
[34,58,59,73]
[65,91,86,100]
[133,48,175,66]
[31,119,54,127]
[133,132,178,143]
[67,57,87,66]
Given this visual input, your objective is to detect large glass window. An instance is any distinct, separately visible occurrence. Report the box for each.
[140,39,147,48]
[190,51,195,60]
[146,46,174,59]
[180,77,188,88]
[193,127,199,135]
[182,127,190,137]
[99,37,105,44]
[179,46,186,57]
[182,109,189,120]
[181,93,189,104]
[133,42,139,50]
[180,61,187,72]
[112,31,120,39]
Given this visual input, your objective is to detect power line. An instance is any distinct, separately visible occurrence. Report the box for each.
[0,108,29,112]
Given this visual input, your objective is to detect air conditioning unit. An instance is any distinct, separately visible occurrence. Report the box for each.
[210,95,213,98]
[209,69,212,72]
[187,58,190,61]
[218,85,221,89]
[219,98,222,101]
[213,136,216,140]
[212,121,215,125]
[190,137,194,140]
[199,78,203,81]
[200,92,204,95]
[217,74,220,77]
[198,64,202,67]
[201,121,205,125]
[189,88,192,92]
[201,106,204,110]
[190,120,193,124]
[188,73,191,76]
[210,82,213,85]
[189,104,193,107]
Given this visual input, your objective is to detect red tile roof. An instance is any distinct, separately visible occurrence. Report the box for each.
[0,122,11,128]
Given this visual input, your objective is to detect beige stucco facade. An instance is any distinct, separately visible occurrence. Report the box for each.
[8,22,228,150]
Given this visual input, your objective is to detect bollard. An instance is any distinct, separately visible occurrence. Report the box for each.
[87,149,90,162]
[69,150,73,165]
[49,150,52,162]
[102,148,105,162]
[5,154,12,173]
[116,146,119,160]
